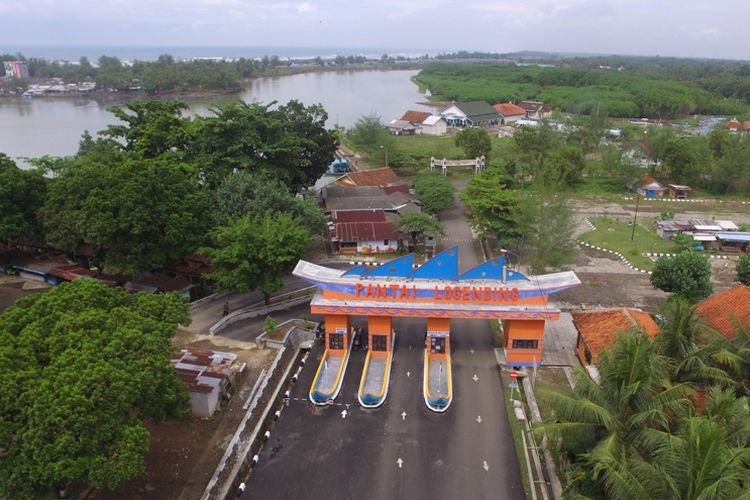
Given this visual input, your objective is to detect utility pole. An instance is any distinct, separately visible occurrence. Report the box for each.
[631,194,640,240]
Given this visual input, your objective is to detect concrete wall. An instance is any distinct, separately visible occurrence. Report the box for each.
[357,240,399,254]
[504,319,545,365]
[190,389,220,418]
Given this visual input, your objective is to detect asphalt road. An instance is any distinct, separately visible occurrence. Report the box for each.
[241,186,524,500]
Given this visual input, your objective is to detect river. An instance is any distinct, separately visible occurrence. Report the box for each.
[0,70,434,164]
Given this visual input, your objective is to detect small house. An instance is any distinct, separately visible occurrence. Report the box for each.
[400,110,431,126]
[630,176,666,198]
[714,231,750,253]
[572,308,660,382]
[439,101,501,127]
[420,115,447,136]
[667,184,692,199]
[518,100,545,119]
[387,119,417,136]
[171,348,238,418]
[695,285,750,341]
[332,220,399,254]
[492,102,526,124]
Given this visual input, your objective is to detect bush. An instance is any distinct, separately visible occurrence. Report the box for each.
[650,252,712,302]
[736,254,750,286]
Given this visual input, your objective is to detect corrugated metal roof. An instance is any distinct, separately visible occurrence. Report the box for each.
[332,209,386,223]
[334,222,398,242]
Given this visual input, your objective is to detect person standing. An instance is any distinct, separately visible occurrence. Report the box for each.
[222,301,230,317]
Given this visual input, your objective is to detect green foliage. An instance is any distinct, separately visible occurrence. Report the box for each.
[264,315,277,333]
[190,100,337,191]
[209,170,325,232]
[513,190,577,273]
[737,254,750,286]
[347,114,394,161]
[101,100,192,158]
[656,298,735,387]
[538,145,585,187]
[454,127,492,160]
[542,332,693,498]
[395,212,443,249]
[0,153,47,243]
[416,63,749,119]
[0,279,190,498]
[460,170,522,242]
[413,174,454,213]
[650,252,713,302]
[203,213,311,303]
[671,232,695,251]
[41,152,210,276]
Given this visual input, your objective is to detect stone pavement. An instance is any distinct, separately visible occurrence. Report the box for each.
[542,311,578,366]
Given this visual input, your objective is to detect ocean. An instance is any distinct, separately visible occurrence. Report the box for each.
[1,45,438,62]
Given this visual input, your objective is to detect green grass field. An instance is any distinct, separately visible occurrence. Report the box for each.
[579,216,682,270]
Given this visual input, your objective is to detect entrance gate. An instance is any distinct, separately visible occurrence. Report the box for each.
[294,247,580,410]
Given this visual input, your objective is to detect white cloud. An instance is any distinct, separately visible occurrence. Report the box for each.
[296,1,315,15]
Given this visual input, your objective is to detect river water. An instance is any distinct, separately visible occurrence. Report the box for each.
[0,69,434,164]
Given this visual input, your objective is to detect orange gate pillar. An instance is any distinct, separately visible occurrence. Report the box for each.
[367,316,392,352]
[503,319,545,366]
[426,317,451,355]
[324,314,351,353]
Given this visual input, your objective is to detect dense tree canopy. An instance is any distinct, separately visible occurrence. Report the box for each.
[395,212,444,249]
[413,174,454,213]
[189,100,337,190]
[0,279,190,498]
[460,171,522,243]
[0,154,47,243]
[512,189,577,274]
[737,254,750,286]
[209,170,325,231]
[203,213,311,303]
[100,100,192,158]
[650,253,713,302]
[454,127,492,160]
[41,152,210,276]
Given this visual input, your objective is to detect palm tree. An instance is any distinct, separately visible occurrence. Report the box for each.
[633,389,750,500]
[542,330,693,499]
[656,297,735,388]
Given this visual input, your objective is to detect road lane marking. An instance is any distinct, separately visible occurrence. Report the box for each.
[472,374,479,382]
[407,371,411,377]
[341,410,348,419]
[397,458,404,468]
[477,415,482,423]
[401,412,407,421]
[483,461,489,471]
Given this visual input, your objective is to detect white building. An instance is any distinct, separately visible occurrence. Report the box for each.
[420,115,447,136]
[171,348,238,418]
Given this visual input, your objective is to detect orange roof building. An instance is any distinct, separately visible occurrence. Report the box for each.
[695,284,750,341]
[492,102,526,117]
[400,110,432,124]
[572,308,660,368]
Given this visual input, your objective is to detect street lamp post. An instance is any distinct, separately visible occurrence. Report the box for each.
[379,145,388,167]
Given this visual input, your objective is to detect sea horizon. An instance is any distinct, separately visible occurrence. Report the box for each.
[1,45,443,62]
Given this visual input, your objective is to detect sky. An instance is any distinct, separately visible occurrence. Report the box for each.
[1,0,749,60]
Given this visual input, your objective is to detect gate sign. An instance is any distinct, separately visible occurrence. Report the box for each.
[427,331,450,338]
[335,327,347,334]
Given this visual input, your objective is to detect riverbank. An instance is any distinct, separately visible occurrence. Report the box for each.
[1,62,426,103]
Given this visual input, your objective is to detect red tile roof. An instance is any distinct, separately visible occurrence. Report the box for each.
[695,284,750,341]
[572,308,660,366]
[401,110,431,123]
[48,264,96,282]
[332,209,386,223]
[727,118,741,130]
[334,221,398,242]
[743,120,750,131]
[492,102,526,117]
[336,167,401,187]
